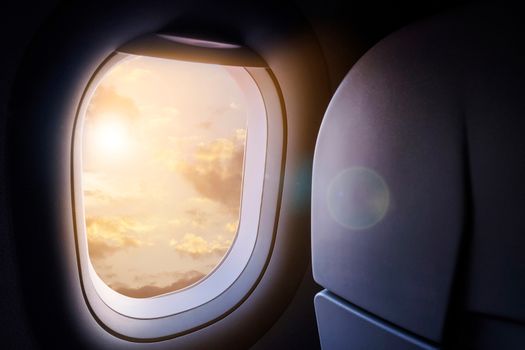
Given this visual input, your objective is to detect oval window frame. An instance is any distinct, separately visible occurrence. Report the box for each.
[71,37,285,340]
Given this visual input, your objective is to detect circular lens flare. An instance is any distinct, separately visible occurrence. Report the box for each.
[327,166,390,230]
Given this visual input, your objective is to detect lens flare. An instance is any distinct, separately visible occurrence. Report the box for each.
[327,166,390,230]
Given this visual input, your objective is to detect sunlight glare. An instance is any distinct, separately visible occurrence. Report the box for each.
[94,117,129,155]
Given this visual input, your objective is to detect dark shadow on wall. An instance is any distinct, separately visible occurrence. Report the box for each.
[0,1,61,349]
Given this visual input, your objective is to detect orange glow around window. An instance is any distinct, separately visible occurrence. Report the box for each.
[82,56,247,298]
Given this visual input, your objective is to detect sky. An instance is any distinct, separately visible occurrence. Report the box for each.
[82,55,247,298]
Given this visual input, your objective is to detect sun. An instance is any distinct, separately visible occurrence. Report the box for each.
[94,116,129,155]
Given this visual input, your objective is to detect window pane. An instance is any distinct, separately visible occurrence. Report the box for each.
[82,56,247,298]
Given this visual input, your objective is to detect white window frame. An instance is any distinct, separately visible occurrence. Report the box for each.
[71,41,285,340]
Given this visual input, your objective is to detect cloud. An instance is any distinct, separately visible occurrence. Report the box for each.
[176,130,246,212]
[87,239,120,260]
[87,85,140,123]
[235,128,246,142]
[86,216,152,260]
[83,171,167,212]
[225,220,239,233]
[83,172,137,203]
[163,197,236,234]
[112,270,206,298]
[169,233,231,259]
[185,207,209,227]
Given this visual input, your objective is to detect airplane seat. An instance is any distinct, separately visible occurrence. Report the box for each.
[312,3,525,349]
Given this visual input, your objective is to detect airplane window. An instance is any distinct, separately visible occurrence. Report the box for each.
[81,56,247,298]
[72,46,274,330]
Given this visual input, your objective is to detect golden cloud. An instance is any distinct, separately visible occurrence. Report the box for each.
[176,130,246,212]
[87,85,140,123]
[112,270,206,298]
[83,171,167,211]
[83,172,137,203]
[169,233,232,259]
[185,208,209,228]
[86,216,153,260]
[164,198,237,234]
[225,220,239,233]
[235,128,247,141]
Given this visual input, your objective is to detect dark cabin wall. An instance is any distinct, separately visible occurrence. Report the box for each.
[0,3,61,349]
[0,1,464,349]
